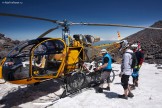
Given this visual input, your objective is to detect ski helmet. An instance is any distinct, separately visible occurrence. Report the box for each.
[118,40,129,51]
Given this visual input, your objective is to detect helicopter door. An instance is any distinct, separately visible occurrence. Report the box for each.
[32,39,65,77]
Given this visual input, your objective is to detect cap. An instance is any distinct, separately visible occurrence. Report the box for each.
[101,49,108,53]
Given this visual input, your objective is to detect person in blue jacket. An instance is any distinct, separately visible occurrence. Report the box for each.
[95,49,112,93]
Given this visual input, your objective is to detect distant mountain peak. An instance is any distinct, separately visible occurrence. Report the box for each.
[151,20,162,28]
[125,20,162,63]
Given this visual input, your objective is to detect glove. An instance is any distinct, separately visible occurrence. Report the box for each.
[137,65,141,69]
[136,65,141,71]
[134,65,141,71]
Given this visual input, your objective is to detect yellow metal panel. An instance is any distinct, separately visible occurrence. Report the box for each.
[0,66,2,79]
[73,40,81,47]
[67,50,79,65]
[67,49,80,70]
[0,57,6,79]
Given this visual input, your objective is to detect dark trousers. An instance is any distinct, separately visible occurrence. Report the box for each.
[121,74,130,90]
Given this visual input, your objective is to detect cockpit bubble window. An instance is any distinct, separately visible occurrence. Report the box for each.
[32,39,65,77]
[44,40,65,54]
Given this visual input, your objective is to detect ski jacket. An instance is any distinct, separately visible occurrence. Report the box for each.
[121,49,133,75]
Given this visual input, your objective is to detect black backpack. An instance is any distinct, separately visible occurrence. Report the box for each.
[126,52,137,68]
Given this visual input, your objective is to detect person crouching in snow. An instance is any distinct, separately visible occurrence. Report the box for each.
[95,49,112,93]
[118,40,134,99]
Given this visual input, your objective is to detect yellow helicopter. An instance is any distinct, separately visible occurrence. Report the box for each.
[0,13,162,90]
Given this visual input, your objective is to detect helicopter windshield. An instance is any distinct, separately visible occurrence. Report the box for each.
[7,40,39,58]
[2,40,37,81]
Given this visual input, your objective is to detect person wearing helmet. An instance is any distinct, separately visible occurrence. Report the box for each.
[118,40,134,99]
[131,42,144,90]
[95,49,112,93]
[118,40,129,51]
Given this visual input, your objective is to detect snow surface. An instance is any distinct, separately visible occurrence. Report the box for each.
[0,63,162,108]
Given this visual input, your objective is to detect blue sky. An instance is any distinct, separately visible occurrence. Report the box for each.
[0,0,162,40]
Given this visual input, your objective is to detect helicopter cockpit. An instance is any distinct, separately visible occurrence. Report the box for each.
[2,38,65,81]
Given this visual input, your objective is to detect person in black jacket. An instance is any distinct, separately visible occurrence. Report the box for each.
[131,43,144,89]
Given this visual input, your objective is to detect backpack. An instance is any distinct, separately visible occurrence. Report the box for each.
[126,52,137,69]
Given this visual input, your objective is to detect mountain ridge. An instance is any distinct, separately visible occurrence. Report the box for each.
[0,33,20,58]
[125,20,162,63]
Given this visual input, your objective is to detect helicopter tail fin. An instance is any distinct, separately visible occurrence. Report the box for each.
[117,31,122,40]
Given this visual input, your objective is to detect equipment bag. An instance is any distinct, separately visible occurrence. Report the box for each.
[126,52,137,69]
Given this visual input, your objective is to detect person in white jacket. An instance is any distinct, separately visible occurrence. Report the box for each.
[118,40,134,99]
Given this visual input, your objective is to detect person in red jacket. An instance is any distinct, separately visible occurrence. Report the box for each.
[131,42,144,89]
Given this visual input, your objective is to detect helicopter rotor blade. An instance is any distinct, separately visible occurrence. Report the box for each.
[0,13,58,23]
[72,22,162,30]
[1,13,162,30]
[37,26,59,38]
